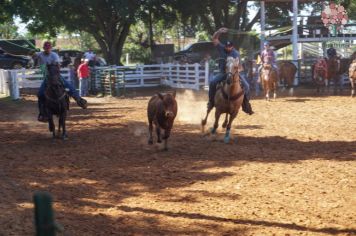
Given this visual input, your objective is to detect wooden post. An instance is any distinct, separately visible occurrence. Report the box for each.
[10,70,20,100]
[292,0,299,86]
[204,61,209,89]
[260,1,266,52]
[195,63,200,90]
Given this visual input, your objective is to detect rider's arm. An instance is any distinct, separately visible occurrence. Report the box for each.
[212,27,228,46]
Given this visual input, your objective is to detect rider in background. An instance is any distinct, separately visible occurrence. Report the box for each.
[258,41,278,75]
[207,27,253,115]
[326,46,337,59]
[37,41,87,122]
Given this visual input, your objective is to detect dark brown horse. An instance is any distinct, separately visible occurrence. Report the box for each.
[44,64,69,140]
[278,61,297,96]
[201,57,244,143]
[259,63,278,101]
[349,59,356,97]
[147,91,177,150]
[327,56,343,94]
[313,58,328,94]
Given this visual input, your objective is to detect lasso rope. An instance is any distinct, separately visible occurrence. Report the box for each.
[226,26,293,38]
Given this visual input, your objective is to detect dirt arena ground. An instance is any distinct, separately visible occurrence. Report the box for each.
[0,88,355,236]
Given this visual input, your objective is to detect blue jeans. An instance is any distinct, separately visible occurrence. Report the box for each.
[38,76,79,99]
[79,78,89,96]
[209,72,250,104]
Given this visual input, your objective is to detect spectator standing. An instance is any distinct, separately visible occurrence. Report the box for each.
[84,49,96,67]
[77,59,90,96]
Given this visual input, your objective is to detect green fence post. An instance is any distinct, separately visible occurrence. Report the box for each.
[33,192,56,236]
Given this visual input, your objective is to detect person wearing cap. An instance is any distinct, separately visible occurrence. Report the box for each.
[37,41,87,122]
[258,41,277,75]
[207,27,253,115]
[326,45,337,59]
[77,58,90,96]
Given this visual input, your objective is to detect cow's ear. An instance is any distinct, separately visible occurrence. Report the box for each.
[172,90,176,98]
[157,93,164,100]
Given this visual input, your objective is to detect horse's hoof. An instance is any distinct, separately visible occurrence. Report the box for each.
[157,140,162,143]
[224,136,230,144]
[210,128,216,134]
[148,140,153,145]
[201,119,207,126]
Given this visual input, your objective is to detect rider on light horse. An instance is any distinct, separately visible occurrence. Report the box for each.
[258,41,278,77]
[207,27,253,115]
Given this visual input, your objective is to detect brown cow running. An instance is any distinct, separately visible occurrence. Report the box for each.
[147,92,177,150]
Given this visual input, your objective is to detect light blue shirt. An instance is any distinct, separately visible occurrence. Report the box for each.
[37,51,60,65]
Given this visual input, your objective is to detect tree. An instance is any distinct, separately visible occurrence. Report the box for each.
[0,19,19,39]
[12,0,143,65]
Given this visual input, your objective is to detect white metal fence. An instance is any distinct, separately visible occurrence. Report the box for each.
[90,63,209,92]
[0,68,71,99]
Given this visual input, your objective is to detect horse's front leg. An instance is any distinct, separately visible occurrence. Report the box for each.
[273,81,277,99]
[222,113,228,128]
[211,109,222,134]
[224,111,237,144]
[48,115,55,139]
[59,113,68,140]
[201,106,212,133]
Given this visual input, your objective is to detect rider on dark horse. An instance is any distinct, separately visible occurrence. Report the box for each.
[326,46,337,59]
[36,41,87,122]
[207,27,253,115]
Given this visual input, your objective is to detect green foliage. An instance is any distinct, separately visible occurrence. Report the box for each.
[0,20,19,39]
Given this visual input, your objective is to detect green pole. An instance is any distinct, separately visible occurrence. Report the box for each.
[33,192,56,236]
[33,192,64,236]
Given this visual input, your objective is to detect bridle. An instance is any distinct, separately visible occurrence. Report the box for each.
[222,57,243,101]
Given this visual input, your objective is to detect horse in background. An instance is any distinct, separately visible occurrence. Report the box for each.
[327,55,343,94]
[349,59,356,97]
[44,64,69,140]
[278,61,297,96]
[147,91,177,151]
[201,57,244,143]
[312,57,328,94]
[259,58,278,101]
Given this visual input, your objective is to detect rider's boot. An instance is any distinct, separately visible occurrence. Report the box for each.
[37,96,48,122]
[74,96,88,109]
[242,96,254,115]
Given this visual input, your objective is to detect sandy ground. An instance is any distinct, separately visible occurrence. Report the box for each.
[0,88,355,236]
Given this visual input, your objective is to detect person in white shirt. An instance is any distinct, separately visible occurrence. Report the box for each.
[84,49,96,66]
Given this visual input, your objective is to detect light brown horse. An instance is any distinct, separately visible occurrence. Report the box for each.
[349,59,356,97]
[201,57,244,143]
[259,63,278,100]
[278,61,297,96]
